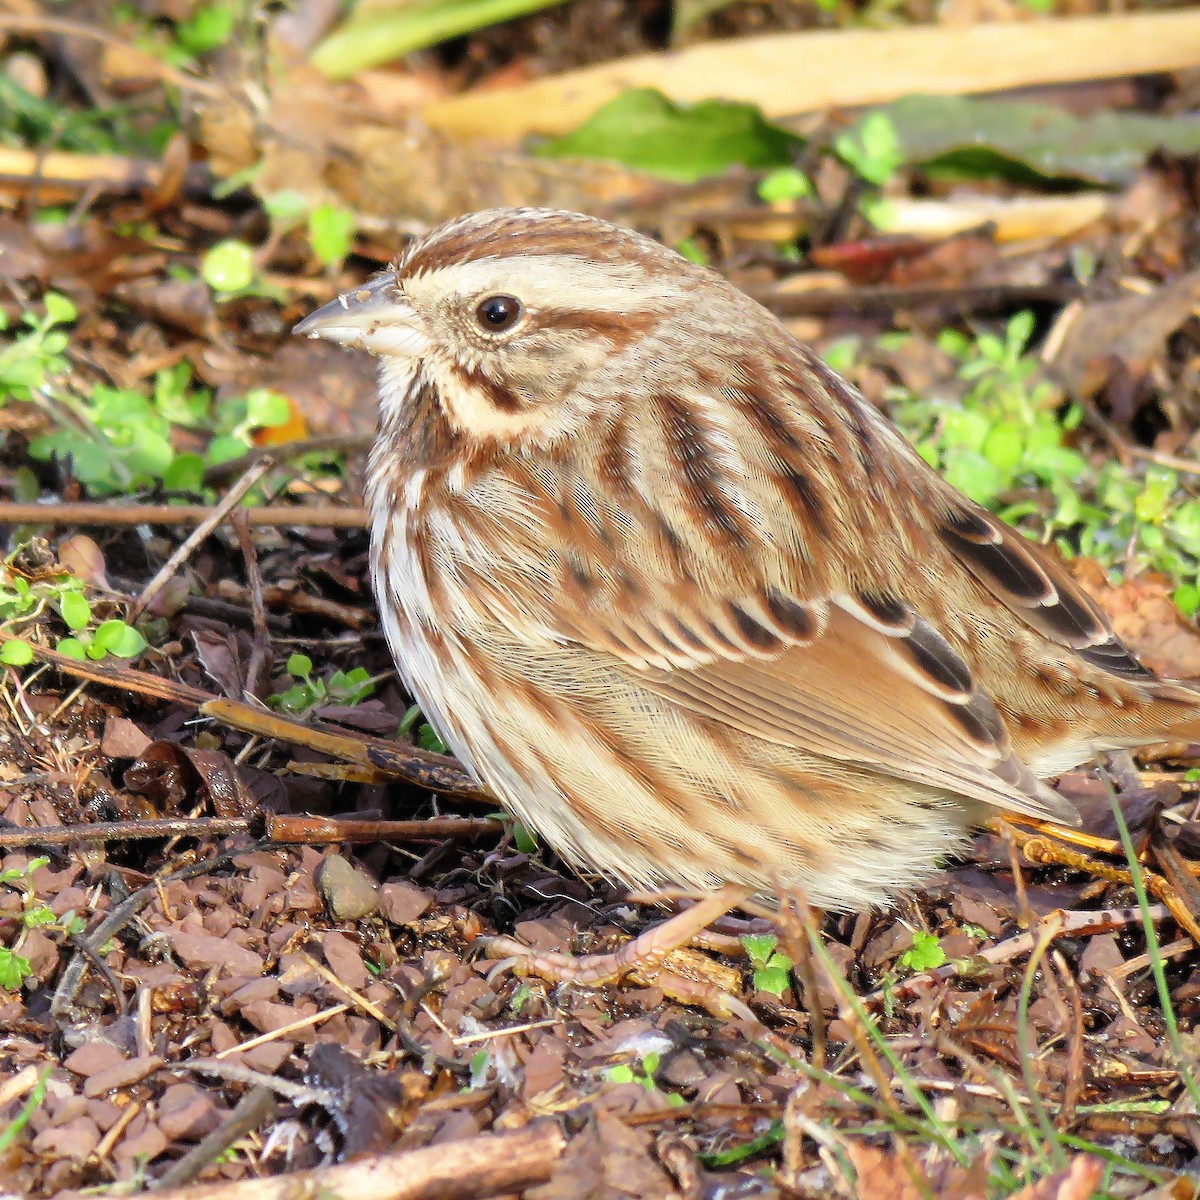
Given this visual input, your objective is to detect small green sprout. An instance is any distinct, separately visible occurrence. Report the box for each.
[269,653,378,714]
[0,291,75,406]
[175,2,236,55]
[603,1050,686,1106]
[0,559,147,664]
[201,240,285,302]
[400,703,450,753]
[0,857,51,991]
[742,933,793,997]
[834,111,902,186]
[468,1050,491,1089]
[758,167,813,205]
[308,204,358,267]
[674,237,709,266]
[896,930,947,975]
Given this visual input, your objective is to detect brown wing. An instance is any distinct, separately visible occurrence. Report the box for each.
[601,589,1079,824]
[936,502,1156,680]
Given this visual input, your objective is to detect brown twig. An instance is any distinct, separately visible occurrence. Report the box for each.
[152,1088,278,1192]
[132,461,273,619]
[0,502,367,529]
[74,1122,568,1200]
[0,146,213,202]
[231,511,270,700]
[0,817,252,849]
[265,814,498,842]
[0,634,488,800]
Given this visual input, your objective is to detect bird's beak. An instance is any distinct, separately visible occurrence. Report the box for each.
[292,274,429,357]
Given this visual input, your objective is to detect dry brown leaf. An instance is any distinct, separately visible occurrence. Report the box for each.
[844,1142,930,1200]
[1006,1156,1104,1200]
[1050,268,1200,401]
[419,12,1200,142]
[192,70,687,232]
[1072,559,1200,680]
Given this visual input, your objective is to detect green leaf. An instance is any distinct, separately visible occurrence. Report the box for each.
[980,422,1025,474]
[835,110,902,185]
[42,292,78,326]
[55,637,86,661]
[162,453,206,493]
[605,1064,636,1084]
[741,933,778,969]
[269,682,317,713]
[0,947,32,991]
[417,723,449,754]
[263,189,310,229]
[513,822,539,855]
[941,449,1005,507]
[874,93,1200,187]
[757,167,813,204]
[753,965,791,997]
[897,930,946,974]
[1174,583,1200,619]
[92,620,146,658]
[534,89,799,184]
[22,904,54,929]
[58,589,91,631]
[205,434,251,466]
[674,237,709,265]
[938,408,991,455]
[310,0,571,79]
[287,653,313,678]
[244,388,291,429]
[0,639,33,666]
[176,2,235,54]
[308,204,357,266]
[202,240,256,294]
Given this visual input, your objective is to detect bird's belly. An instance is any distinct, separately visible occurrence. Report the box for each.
[372,541,975,909]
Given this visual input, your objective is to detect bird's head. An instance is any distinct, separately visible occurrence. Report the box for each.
[294,207,762,449]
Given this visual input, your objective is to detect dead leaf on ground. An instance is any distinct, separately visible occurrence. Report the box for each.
[527,1111,683,1200]
[1073,559,1200,679]
[192,72,694,232]
[1007,1156,1104,1200]
[1049,267,1200,404]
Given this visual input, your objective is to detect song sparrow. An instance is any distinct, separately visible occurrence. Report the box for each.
[296,207,1200,913]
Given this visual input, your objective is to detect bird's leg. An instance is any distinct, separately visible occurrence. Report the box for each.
[483,885,754,1017]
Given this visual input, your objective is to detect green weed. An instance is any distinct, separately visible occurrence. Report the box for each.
[603,1048,687,1106]
[868,313,1200,616]
[268,653,378,715]
[1,559,146,664]
[742,932,793,997]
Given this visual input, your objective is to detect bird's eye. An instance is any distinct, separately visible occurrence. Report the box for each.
[475,295,523,332]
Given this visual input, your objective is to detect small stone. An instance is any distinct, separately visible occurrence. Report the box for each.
[170,931,262,977]
[380,881,432,926]
[315,855,379,920]
[158,1083,221,1141]
[83,1054,164,1098]
[63,1041,125,1078]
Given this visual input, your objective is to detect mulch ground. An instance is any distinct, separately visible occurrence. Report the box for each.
[6,3,1200,1197]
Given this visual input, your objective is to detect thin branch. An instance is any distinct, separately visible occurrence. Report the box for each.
[112,1122,567,1200]
[131,460,273,618]
[0,502,366,529]
[0,634,488,800]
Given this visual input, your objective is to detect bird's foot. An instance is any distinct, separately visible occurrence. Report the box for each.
[482,886,755,1019]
